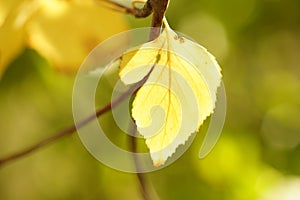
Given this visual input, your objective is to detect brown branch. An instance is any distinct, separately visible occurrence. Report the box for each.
[0,84,137,167]
[0,50,158,167]
[98,0,169,40]
[96,0,153,18]
[129,126,161,200]
[149,0,169,40]
[129,124,150,200]
[130,0,169,40]
[129,123,160,200]
[132,0,153,18]
[0,0,170,168]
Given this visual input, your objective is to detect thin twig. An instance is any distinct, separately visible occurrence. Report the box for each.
[96,0,153,18]
[96,0,169,40]
[129,124,151,200]
[0,51,157,167]
[129,124,160,200]
[0,85,137,167]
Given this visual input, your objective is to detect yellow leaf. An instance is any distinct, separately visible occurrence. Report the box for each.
[27,0,128,73]
[0,0,21,26]
[119,18,222,166]
[0,0,128,78]
[0,0,38,77]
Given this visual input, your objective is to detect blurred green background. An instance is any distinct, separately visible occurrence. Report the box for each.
[1,0,300,199]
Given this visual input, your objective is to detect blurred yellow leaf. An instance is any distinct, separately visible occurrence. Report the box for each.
[0,0,22,26]
[27,0,128,72]
[0,0,128,77]
[0,0,38,77]
[119,18,222,166]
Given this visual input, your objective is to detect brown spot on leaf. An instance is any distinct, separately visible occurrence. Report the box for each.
[174,35,178,40]
[179,37,185,44]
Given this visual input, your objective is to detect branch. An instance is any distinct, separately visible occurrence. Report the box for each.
[97,0,169,40]
[129,123,159,200]
[0,50,158,167]
[0,0,170,168]
[131,0,153,18]
[129,124,150,200]
[96,0,153,18]
[0,84,136,167]
[149,0,169,40]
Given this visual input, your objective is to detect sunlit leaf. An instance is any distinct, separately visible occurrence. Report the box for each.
[27,0,128,73]
[119,18,222,166]
[0,0,38,77]
[0,0,128,77]
[0,0,22,26]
